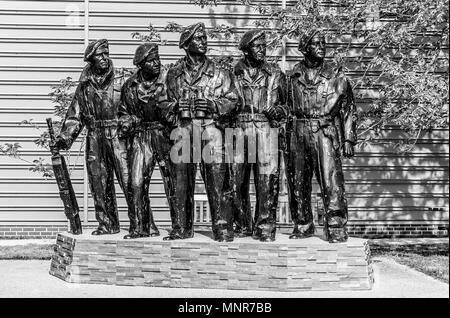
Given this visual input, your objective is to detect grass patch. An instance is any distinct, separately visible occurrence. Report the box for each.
[372,250,449,284]
[0,244,54,260]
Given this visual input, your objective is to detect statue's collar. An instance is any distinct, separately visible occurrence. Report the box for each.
[292,60,336,82]
[131,68,165,86]
[234,58,272,76]
[173,56,215,78]
[79,62,115,88]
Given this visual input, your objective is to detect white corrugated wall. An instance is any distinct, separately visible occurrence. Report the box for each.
[0,0,448,231]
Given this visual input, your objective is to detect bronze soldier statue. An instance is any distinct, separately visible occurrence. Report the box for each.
[231,30,287,242]
[53,39,131,235]
[284,29,357,243]
[163,22,238,241]
[118,43,175,239]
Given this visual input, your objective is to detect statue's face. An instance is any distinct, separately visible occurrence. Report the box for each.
[91,45,110,71]
[140,51,161,77]
[306,34,326,60]
[186,30,208,54]
[247,36,266,62]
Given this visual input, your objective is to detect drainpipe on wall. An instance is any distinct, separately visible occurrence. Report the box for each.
[281,0,286,72]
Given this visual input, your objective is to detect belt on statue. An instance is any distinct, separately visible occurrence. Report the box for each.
[86,119,118,130]
[288,115,333,132]
[236,112,268,122]
[135,121,165,131]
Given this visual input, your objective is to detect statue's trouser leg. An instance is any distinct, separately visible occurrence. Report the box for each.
[151,128,174,233]
[230,122,253,235]
[315,127,348,229]
[284,120,315,230]
[199,123,233,237]
[230,161,252,234]
[253,120,280,239]
[109,128,134,233]
[129,130,156,236]
[169,123,196,237]
[85,131,119,233]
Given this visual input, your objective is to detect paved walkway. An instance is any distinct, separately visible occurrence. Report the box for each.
[0,239,54,246]
[0,256,447,298]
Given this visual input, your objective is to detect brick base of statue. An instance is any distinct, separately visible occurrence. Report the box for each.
[49,230,374,291]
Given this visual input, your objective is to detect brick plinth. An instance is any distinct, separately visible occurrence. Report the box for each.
[49,230,374,291]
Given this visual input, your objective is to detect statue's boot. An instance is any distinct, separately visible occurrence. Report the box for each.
[324,224,348,243]
[123,231,142,239]
[92,225,119,236]
[213,228,234,242]
[149,222,160,237]
[252,224,276,242]
[289,223,315,239]
[163,228,192,240]
[234,226,253,238]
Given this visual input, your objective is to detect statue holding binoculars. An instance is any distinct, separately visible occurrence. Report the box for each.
[162,22,238,242]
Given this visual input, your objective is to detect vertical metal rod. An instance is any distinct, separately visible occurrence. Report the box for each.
[83,0,89,223]
[281,0,287,72]
[84,0,89,48]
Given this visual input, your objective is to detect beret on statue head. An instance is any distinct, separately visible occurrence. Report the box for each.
[84,39,109,62]
[298,29,322,54]
[133,42,159,66]
[238,29,265,51]
[179,22,206,48]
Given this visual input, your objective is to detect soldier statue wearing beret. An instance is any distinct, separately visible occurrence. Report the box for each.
[230,29,287,242]
[284,29,357,243]
[118,43,175,239]
[53,39,132,235]
[163,22,238,241]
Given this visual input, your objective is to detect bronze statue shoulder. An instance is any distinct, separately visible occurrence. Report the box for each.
[290,61,305,78]
[167,58,184,79]
[232,58,246,76]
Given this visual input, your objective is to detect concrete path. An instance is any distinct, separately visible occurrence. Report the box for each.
[0,256,447,298]
[0,239,53,246]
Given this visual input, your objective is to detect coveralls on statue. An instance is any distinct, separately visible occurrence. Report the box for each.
[230,30,287,242]
[284,30,357,243]
[55,39,131,235]
[119,43,174,239]
[163,22,238,241]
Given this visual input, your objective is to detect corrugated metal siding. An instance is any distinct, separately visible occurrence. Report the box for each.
[0,0,448,228]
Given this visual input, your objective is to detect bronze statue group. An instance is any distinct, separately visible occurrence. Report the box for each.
[51,23,357,244]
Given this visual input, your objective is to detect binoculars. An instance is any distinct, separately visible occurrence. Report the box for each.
[180,87,206,119]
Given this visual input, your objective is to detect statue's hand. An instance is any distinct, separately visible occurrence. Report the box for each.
[118,116,132,135]
[50,136,67,154]
[265,106,283,121]
[343,141,354,158]
[194,98,214,113]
